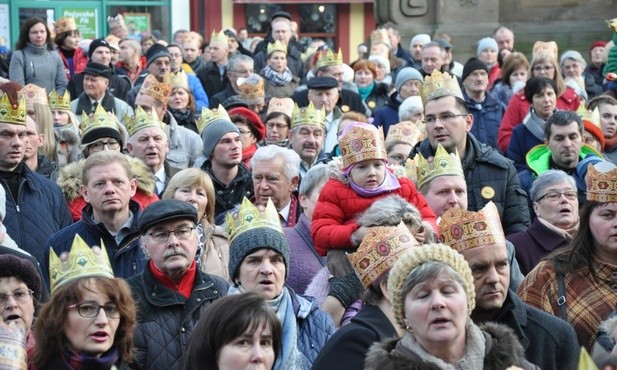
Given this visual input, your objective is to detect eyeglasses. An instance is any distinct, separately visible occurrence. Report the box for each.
[67,302,120,319]
[88,139,120,152]
[533,65,555,72]
[0,289,33,305]
[147,226,195,243]
[266,123,288,130]
[423,112,468,125]
[536,190,577,202]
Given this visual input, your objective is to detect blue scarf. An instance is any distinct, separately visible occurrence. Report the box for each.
[345,166,401,197]
[357,82,374,101]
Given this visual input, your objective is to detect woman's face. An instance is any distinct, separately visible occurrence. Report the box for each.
[265,116,289,143]
[141,39,155,54]
[531,86,557,120]
[349,159,386,189]
[168,88,190,111]
[0,277,35,333]
[217,323,275,370]
[509,67,528,86]
[562,59,583,78]
[403,270,468,355]
[62,31,80,50]
[299,180,326,221]
[591,203,617,265]
[478,48,497,67]
[387,143,413,165]
[372,62,386,81]
[28,22,47,47]
[238,249,286,300]
[532,61,556,79]
[267,51,287,73]
[51,109,71,126]
[354,68,374,87]
[173,184,208,220]
[64,284,120,357]
[236,122,256,149]
[532,180,578,229]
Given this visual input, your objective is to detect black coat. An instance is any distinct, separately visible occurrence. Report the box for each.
[197,61,230,101]
[68,71,131,101]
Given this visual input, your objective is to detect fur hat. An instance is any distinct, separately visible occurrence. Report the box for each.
[0,254,42,301]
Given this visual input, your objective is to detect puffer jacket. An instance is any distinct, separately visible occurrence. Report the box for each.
[412,134,530,235]
[127,266,229,370]
[465,89,505,152]
[1,163,72,262]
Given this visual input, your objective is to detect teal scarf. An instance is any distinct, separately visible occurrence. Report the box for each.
[357,82,374,101]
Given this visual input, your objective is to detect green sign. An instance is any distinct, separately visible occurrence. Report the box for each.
[62,8,98,39]
[125,13,151,35]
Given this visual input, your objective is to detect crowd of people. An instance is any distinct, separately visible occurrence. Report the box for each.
[2,8,617,370]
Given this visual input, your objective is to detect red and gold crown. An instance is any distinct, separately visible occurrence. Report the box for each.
[385,121,424,147]
[139,74,172,104]
[409,144,463,189]
[80,104,120,138]
[420,70,464,105]
[170,71,189,89]
[48,90,71,111]
[55,17,77,34]
[291,102,325,129]
[210,29,229,45]
[126,106,164,136]
[0,94,27,126]
[267,40,287,56]
[196,104,230,135]
[226,198,282,243]
[586,162,617,202]
[267,97,294,118]
[19,84,48,109]
[339,122,387,169]
[107,14,125,29]
[532,41,558,62]
[439,201,505,252]
[347,223,417,288]
[237,75,265,105]
[370,29,391,48]
[315,48,344,69]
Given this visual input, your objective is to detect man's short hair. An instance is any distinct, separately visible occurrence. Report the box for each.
[82,151,133,185]
[119,38,141,56]
[422,41,446,57]
[588,95,617,111]
[544,110,583,140]
[227,54,254,73]
[250,145,300,182]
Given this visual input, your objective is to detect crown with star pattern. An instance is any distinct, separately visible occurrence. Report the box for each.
[48,90,72,111]
[226,198,283,243]
[125,106,165,136]
[420,70,464,105]
[0,94,26,125]
[315,48,344,69]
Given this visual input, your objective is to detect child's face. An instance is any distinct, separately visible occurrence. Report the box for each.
[349,159,386,189]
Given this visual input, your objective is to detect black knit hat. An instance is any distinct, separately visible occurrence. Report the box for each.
[462,57,489,82]
[145,43,171,67]
[228,227,290,281]
[138,199,198,234]
[0,254,42,301]
[88,38,111,59]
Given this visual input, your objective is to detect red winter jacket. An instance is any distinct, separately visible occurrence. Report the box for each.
[67,190,159,221]
[59,47,88,81]
[311,175,437,256]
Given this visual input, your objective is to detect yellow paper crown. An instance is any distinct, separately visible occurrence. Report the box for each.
[577,105,601,129]
[237,75,265,105]
[196,104,231,135]
[586,163,617,202]
[339,122,387,169]
[48,90,71,111]
[126,106,164,136]
[55,17,77,34]
[0,94,27,126]
[267,40,287,56]
[371,29,391,48]
[107,14,125,29]
[19,84,48,109]
[420,70,464,105]
[139,74,172,104]
[608,18,617,32]
[439,201,506,252]
[49,234,114,293]
[226,198,283,243]
[410,144,464,189]
[80,104,119,137]
[170,71,189,89]
[315,48,344,69]
[348,223,416,288]
[267,97,294,118]
[385,121,424,147]
[210,30,229,45]
[291,102,325,129]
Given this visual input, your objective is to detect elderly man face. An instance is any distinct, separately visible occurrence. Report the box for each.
[318,65,345,91]
[288,125,324,166]
[118,40,138,64]
[532,179,578,229]
[421,45,444,75]
[494,28,514,52]
[308,87,339,114]
[271,19,292,45]
[83,74,109,100]
[228,61,254,91]
[147,57,171,80]
[128,127,169,173]
[252,155,299,211]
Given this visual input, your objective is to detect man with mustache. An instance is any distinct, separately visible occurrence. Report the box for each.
[288,98,326,178]
[127,199,228,370]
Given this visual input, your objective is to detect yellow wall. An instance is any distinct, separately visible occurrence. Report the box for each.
[349,4,366,62]
[221,1,233,30]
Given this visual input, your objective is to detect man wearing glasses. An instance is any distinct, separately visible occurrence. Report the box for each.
[209,54,254,108]
[127,199,228,370]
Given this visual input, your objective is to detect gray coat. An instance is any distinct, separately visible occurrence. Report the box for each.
[9,43,67,93]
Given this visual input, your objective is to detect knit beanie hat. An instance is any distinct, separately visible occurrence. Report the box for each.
[368,55,391,75]
[88,38,111,59]
[146,43,171,67]
[590,40,607,54]
[410,34,431,48]
[201,118,239,158]
[476,37,498,56]
[0,254,42,301]
[462,57,489,82]
[387,243,475,329]
[395,67,422,92]
[228,227,290,281]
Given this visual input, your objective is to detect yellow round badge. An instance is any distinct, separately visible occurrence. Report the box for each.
[368,101,376,108]
[481,186,495,199]
[341,105,350,112]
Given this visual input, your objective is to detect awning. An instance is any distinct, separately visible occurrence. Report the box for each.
[233,0,371,3]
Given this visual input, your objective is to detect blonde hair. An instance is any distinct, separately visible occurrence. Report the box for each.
[529,54,566,97]
[32,103,57,161]
[162,168,216,224]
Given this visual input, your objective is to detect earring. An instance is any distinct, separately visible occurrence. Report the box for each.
[405,325,413,333]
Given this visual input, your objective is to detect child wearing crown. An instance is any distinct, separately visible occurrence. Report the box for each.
[311,121,437,257]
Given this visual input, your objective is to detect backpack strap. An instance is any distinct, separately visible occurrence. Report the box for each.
[556,260,567,321]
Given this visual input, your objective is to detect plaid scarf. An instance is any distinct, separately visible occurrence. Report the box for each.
[262,65,293,86]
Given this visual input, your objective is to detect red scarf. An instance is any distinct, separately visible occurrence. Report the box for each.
[242,144,258,168]
[149,260,197,298]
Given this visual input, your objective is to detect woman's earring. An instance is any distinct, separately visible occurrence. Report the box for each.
[405,325,413,333]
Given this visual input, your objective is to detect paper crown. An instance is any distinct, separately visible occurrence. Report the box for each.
[0,94,27,126]
[577,105,601,129]
[49,234,114,293]
[267,97,294,118]
[80,104,119,137]
[291,102,325,129]
[420,70,464,105]
[267,40,287,56]
[339,122,387,169]
[210,30,229,45]
[237,75,265,105]
[410,144,464,189]
[439,201,506,252]
[532,41,558,62]
[371,29,391,48]
[48,90,71,111]
[608,18,617,32]
[55,17,77,34]
[197,104,231,135]
[586,162,617,202]
[139,74,172,104]
[107,14,125,29]
[385,121,424,147]
[348,223,416,288]
[126,106,165,136]
[170,71,189,89]
[19,84,48,109]
[315,48,344,69]
[226,197,283,243]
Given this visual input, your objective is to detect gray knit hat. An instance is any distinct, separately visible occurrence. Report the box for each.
[395,67,423,92]
[201,119,240,158]
[228,227,290,281]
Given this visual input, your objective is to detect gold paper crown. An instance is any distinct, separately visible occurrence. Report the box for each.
[107,14,125,29]
[420,70,464,105]
[291,102,325,129]
[226,197,283,243]
[439,201,506,252]
[139,74,172,104]
[347,223,416,288]
[48,90,71,111]
[410,144,463,189]
[170,71,189,89]
[80,104,120,137]
[607,18,617,33]
[0,94,27,126]
[267,97,294,118]
[55,17,77,34]
[237,75,265,105]
[339,122,387,169]
[371,29,391,48]
[532,41,558,62]
[19,84,48,109]
[126,106,165,136]
[385,121,424,147]
[315,48,344,69]
[196,104,231,135]
[49,234,114,293]
[586,163,617,202]
[267,40,287,56]
[577,105,601,129]
[210,30,229,45]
